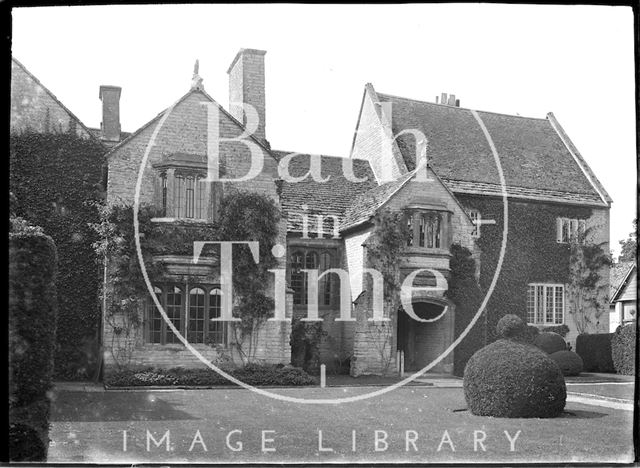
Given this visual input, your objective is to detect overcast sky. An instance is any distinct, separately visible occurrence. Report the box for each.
[11,4,636,256]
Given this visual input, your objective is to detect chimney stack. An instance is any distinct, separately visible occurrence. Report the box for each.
[99,85,121,142]
[438,92,461,107]
[227,48,267,142]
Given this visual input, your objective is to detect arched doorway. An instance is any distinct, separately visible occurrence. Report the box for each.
[397,301,450,372]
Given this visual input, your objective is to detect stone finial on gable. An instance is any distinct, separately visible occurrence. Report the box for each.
[191,59,204,91]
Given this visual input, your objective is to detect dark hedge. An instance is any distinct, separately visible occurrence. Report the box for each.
[534,332,567,355]
[10,132,106,380]
[612,323,636,375]
[541,324,570,337]
[9,230,58,461]
[550,350,583,376]
[575,333,615,373]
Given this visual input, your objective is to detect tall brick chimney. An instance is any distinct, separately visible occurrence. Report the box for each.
[99,85,121,142]
[227,48,267,142]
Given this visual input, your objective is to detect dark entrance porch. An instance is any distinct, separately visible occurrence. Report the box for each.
[396,301,453,373]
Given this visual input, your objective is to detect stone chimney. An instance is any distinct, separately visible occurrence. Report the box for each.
[436,92,460,107]
[227,48,267,142]
[99,85,121,142]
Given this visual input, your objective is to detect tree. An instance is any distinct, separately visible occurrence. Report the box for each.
[618,218,637,263]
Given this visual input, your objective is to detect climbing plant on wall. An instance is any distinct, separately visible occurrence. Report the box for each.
[92,190,281,368]
[216,190,281,364]
[91,203,168,368]
[10,131,106,380]
[364,209,411,374]
[446,244,484,376]
[456,195,594,342]
[566,227,611,334]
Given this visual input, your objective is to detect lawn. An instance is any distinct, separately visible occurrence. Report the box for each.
[48,386,634,464]
[566,383,635,401]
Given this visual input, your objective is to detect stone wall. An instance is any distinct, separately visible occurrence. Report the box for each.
[104,89,290,374]
[350,84,406,183]
[11,59,92,138]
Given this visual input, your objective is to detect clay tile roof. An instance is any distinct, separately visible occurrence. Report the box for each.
[341,171,414,231]
[610,262,635,300]
[274,151,377,234]
[376,92,607,206]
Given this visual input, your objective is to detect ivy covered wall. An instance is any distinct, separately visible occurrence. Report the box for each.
[456,194,608,344]
[10,132,106,380]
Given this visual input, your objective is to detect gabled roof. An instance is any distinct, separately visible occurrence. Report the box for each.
[11,57,101,143]
[104,87,276,162]
[610,262,636,302]
[275,151,377,234]
[340,162,474,232]
[375,91,610,207]
[341,170,414,232]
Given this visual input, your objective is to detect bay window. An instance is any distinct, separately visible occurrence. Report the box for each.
[405,210,449,249]
[145,283,227,345]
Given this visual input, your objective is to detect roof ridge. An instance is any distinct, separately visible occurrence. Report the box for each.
[441,177,602,196]
[11,56,103,144]
[377,90,548,121]
[271,149,347,160]
[104,88,276,161]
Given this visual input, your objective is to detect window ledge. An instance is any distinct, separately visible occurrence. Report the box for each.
[151,217,211,224]
[404,247,451,257]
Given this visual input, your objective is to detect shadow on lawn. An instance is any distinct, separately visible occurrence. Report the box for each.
[559,409,608,419]
[50,392,198,422]
[451,408,607,419]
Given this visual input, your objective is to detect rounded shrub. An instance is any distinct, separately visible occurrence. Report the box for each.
[496,314,526,340]
[534,332,566,354]
[612,323,636,375]
[463,339,566,418]
[550,350,583,376]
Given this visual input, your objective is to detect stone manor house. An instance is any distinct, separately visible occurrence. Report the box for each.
[15,49,612,376]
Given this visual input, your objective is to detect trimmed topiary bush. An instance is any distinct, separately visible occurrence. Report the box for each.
[9,226,58,461]
[523,325,540,343]
[9,423,47,462]
[575,333,615,373]
[550,350,583,376]
[612,323,636,375]
[496,314,527,340]
[464,339,566,418]
[541,324,570,338]
[534,332,567,354]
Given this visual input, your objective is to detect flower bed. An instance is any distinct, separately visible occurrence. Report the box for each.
[105,364,317,387]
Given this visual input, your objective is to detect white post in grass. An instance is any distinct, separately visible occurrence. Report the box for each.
[320,364,326,388]
[400,351,405,378]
